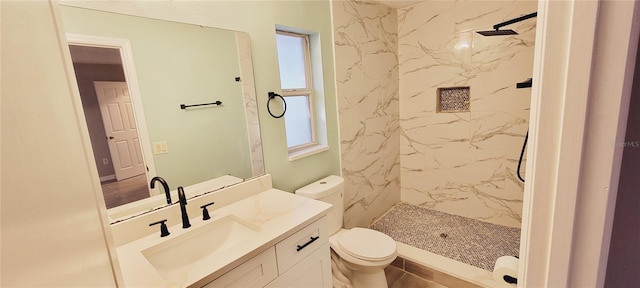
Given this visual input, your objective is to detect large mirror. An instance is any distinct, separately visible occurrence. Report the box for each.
[59,5,264,223]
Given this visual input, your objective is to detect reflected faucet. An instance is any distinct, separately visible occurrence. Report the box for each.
[150,176,171,205]
[177,187,191,229]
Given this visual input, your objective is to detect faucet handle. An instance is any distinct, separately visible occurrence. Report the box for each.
[149,219,170,237]
[200,202,215,220]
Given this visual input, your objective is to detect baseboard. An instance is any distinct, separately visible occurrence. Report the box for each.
[100,174,116,182]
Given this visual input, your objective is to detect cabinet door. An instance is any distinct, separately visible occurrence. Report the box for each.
[266,243,332,288]
[202,247,278,288]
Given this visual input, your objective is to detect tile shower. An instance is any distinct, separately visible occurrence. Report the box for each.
[332,0,536,280]
[398,0,535,228]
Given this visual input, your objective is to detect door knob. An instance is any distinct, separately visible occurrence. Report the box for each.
[107,136,114,139]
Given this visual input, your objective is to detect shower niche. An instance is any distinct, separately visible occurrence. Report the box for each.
[436,86,470,113]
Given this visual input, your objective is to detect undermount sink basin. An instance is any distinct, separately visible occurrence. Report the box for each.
[141,215,261,284]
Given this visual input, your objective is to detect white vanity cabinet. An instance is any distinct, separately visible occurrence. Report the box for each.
[267,216,332,288]
[201,216,332,288]
[265,243,331,288]
[201,247,278,288]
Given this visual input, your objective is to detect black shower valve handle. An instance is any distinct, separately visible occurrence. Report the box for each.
[200,201,215,220]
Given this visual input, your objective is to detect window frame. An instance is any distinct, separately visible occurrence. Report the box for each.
[276,30,318,153]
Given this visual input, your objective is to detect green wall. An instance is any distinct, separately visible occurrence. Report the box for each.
[60,1,341,192]
[61,6,252,189]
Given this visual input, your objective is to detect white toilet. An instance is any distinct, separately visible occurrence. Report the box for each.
[296,175,397,288]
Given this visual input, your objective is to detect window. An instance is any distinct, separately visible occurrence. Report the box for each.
[276,31,317,152]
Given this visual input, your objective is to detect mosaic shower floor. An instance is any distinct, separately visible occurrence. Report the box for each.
[370,203,520,271]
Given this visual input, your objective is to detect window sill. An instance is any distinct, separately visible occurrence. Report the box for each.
[288,144,329,161]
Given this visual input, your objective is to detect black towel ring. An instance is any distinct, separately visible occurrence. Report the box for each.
[267,92,286,118]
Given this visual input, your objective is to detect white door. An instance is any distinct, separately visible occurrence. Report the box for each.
[94,81,146,181]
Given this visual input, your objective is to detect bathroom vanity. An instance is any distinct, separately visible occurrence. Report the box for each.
[113,175,333,287]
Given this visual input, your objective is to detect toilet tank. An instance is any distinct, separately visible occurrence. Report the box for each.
[295,175,344,235]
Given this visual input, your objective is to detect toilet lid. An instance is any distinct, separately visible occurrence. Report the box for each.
[337,228,396,261]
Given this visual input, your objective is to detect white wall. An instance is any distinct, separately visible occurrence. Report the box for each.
[605,33,640,288]
[520,0,640,286]
[565,0,640,285]
[1,1,117,286]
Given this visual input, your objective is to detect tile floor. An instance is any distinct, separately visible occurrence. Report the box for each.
[386,265,445,288]
[385,256,483,288]
[371,203,520,271]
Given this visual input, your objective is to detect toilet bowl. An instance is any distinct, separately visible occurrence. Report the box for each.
[330,228,397,287]
[295,176,397,288]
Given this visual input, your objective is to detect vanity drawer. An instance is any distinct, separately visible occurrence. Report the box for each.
[275,216,328,274]
[202,247,277,288]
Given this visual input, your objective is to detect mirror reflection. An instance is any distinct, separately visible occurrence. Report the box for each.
[60,6,264,222]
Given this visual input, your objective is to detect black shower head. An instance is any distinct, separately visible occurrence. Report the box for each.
[477,12,537,37]
[476,29,518,36]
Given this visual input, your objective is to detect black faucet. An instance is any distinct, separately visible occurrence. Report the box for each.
[150,176,171,205]
[177,186,191,229]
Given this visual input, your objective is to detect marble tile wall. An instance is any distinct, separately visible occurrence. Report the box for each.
[398,0,536,227]
[236,32,265,176]
[332,0,401,228]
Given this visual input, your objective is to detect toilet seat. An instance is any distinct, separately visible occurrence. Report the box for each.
[336,228,396,261]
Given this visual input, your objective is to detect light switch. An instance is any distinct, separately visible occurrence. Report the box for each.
[153,141,168,155]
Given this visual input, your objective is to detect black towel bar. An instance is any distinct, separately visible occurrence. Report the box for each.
[180,101,222,109]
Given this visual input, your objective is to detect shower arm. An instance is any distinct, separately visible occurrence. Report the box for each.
[493,12,538,31]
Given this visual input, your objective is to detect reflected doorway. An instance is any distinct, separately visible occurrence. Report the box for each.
[68,44,151,208]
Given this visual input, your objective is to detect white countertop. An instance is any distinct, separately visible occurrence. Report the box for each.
[116,189,332,287]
